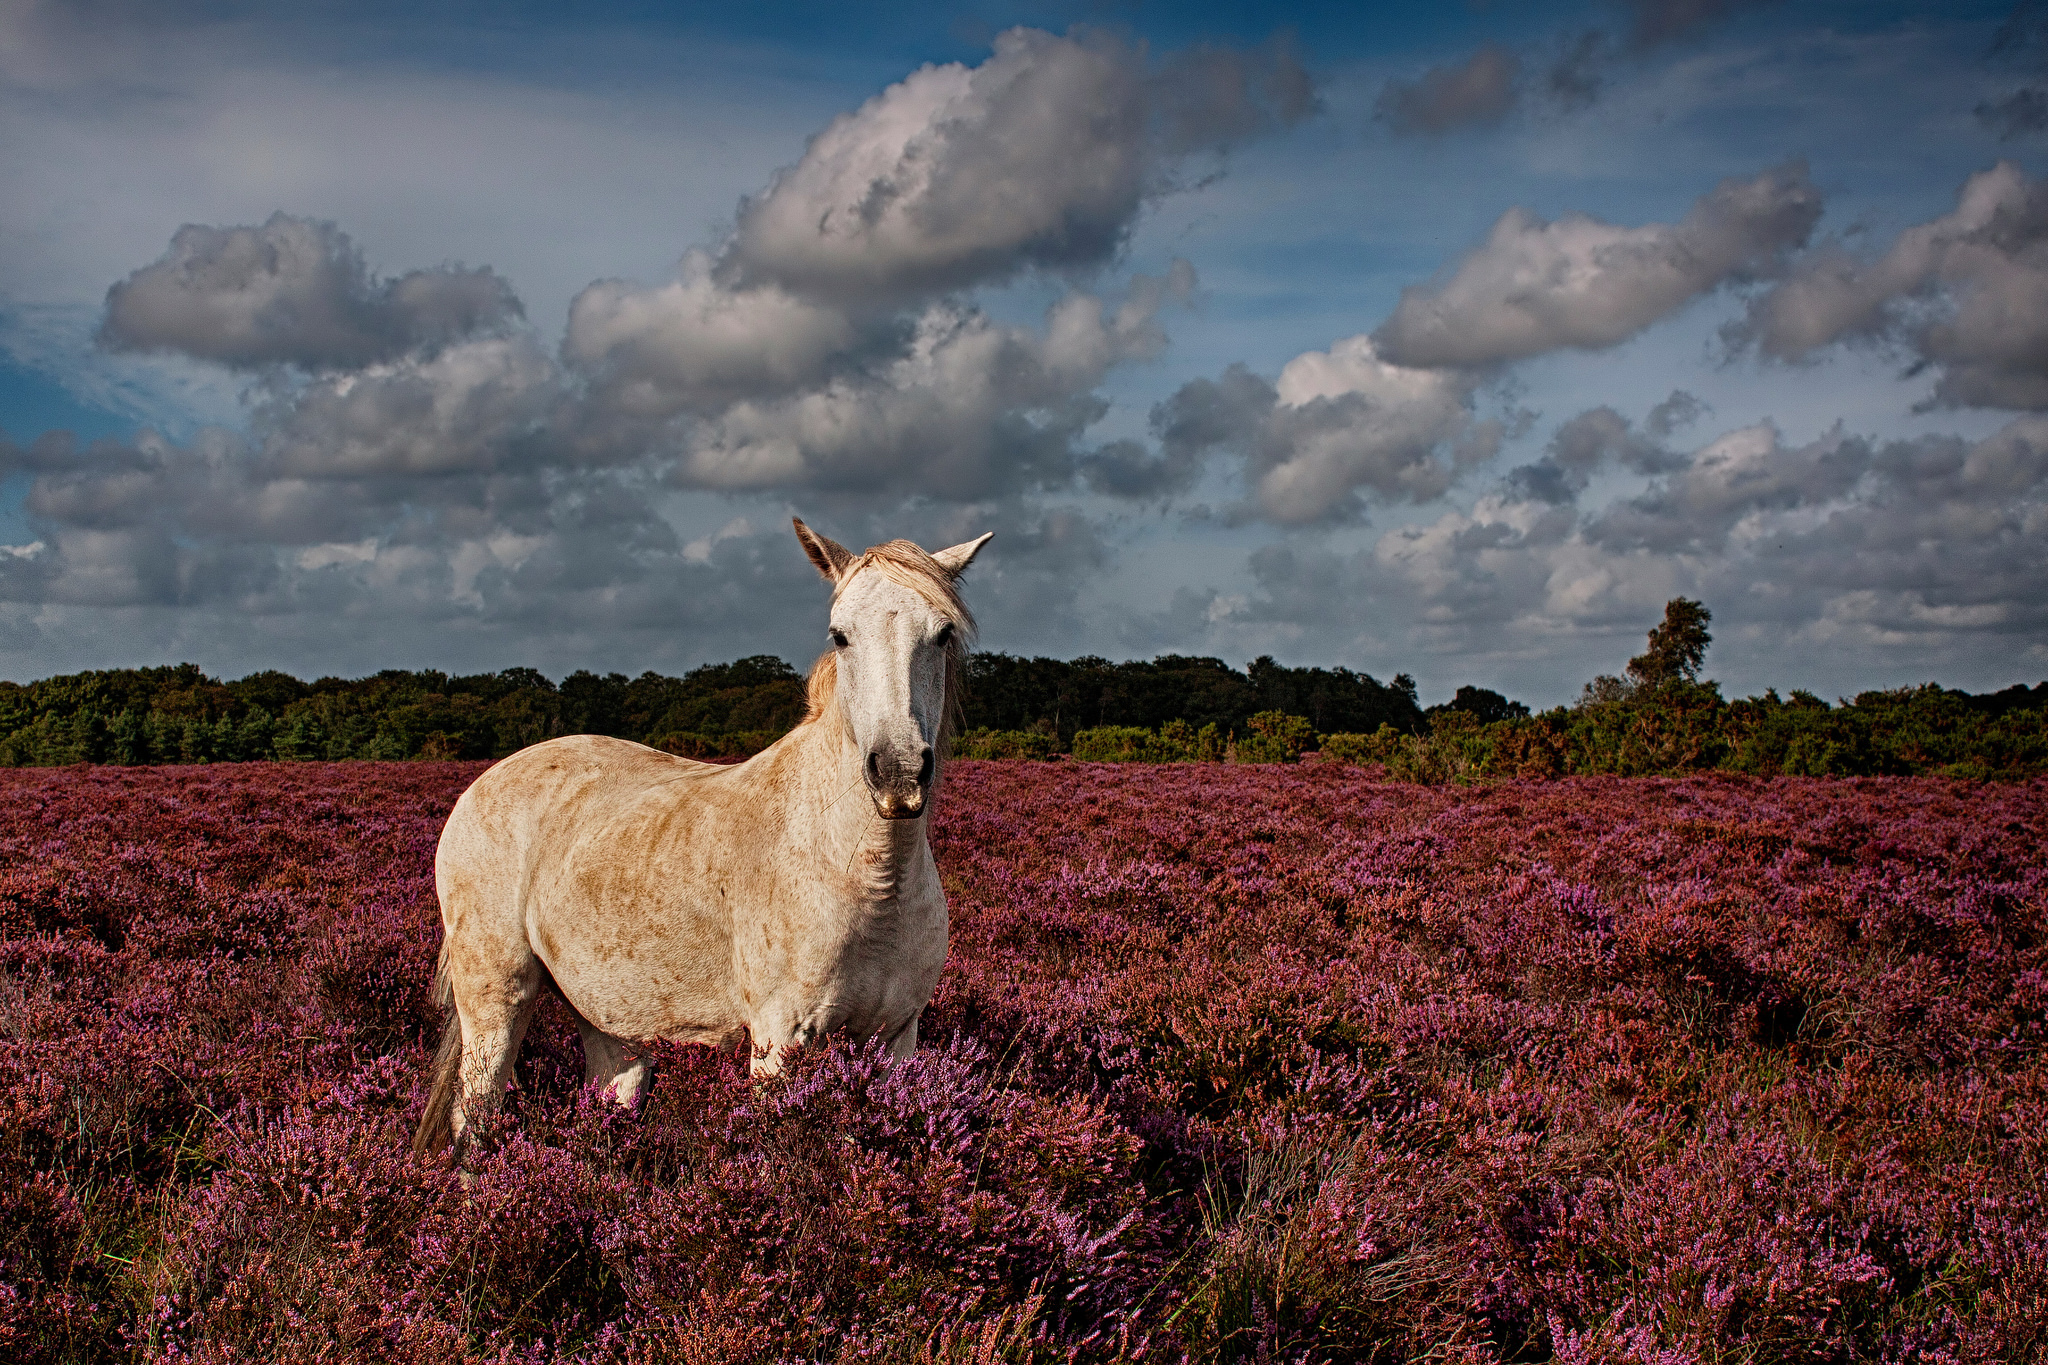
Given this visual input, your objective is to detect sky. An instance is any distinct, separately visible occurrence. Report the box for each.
[2,0,2046,706]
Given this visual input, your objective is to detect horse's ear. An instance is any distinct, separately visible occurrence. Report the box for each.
[930,532,992,579]
[792,518,854,582]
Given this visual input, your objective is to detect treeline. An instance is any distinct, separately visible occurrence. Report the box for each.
[1367,599,2048,781]
[1327,678,2048,781]
[1024,601,2047,781]
[0,658,808,766]
[5,611,2045,778]
[963,653,1422,744]
[0,651,1420,767]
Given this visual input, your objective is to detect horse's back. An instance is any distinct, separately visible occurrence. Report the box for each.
[436,736,717,929]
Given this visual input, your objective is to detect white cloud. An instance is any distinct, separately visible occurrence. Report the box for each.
[672,277,1182,499]
[682,516,755,564]
[1735,161,2048,410]
[1376,162,1821,368]
[1148,334,1488,525]
[725,27,1307,306]
[565,252,857,416]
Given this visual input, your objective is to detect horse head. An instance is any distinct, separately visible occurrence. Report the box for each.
[793,518,991,820]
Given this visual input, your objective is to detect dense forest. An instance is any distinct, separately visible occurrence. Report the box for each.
[1,606,2043,778]
[0,651,1420,766]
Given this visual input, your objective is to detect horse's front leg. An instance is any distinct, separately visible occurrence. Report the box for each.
[885,1011,919,1061]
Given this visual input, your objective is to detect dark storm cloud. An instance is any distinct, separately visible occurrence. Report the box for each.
[1375,45,1520,136]
[98,213,522,371]
[1733,162,2048,411]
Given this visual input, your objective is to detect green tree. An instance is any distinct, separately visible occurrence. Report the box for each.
[1627,598,1713,687]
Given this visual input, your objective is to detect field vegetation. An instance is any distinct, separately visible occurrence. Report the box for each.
[1,760,2043,1361]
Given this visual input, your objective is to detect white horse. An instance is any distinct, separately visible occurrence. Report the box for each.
[414,519,990,1155]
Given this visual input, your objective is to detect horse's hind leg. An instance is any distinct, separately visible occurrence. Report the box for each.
[574,1017,654,1108]
[447,947,546,1147]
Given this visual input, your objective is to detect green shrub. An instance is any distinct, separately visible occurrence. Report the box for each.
[1073,725,1177,762]
[1318,726,1401,767]
[953,727,1060,760]
[1072,720,1226,763]
[1232,711,1317,764]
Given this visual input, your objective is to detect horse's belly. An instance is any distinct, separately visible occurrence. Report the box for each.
[530,886,738,1044]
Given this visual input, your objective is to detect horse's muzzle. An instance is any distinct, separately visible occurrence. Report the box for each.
[872,789,926,820]
[867,745,932,820]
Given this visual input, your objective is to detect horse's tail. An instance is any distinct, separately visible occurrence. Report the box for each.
[412,939,463,1159]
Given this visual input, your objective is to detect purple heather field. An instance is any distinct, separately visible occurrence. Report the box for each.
[0,760,2044,1363]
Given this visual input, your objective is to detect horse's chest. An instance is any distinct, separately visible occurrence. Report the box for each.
[743,887,947,1034]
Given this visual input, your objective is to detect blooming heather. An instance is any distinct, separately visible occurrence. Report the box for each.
[0,761,2042,1361]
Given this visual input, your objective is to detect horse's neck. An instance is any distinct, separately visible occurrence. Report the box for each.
[783,705,930,901]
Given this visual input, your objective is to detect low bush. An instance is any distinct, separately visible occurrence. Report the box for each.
[952,727,1061,760]
[1073,719,1226,763]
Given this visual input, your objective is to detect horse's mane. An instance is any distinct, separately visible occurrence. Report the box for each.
[802,540,976,741]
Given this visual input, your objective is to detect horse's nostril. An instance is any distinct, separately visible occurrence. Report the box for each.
[916,747,934,785]
[866,751,881,784]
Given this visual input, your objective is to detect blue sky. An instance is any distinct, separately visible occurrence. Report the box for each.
[2,0,2044,704]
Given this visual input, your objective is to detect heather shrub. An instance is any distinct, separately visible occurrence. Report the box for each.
[1,762,2044,1360]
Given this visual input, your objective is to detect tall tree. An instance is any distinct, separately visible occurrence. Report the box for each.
[1627,598,1713,686]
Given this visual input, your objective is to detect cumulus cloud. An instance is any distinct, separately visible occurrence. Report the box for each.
[723,28,1310,307]
[1586,421,1870,552]
[1376,45,1520,136]
[1732,161,2048,410]
[83,24,1260,519]
[670,273,1187,500]
[564,252,857,417]
[1149,158,1822,530]
[256,335,562,479]
[1507,403,1683,503]
[16,24,1284,675]
[98,213,521,370]
[1182,408,2048,697]
[1376,162,1821,368]
[1151,334,1492,525]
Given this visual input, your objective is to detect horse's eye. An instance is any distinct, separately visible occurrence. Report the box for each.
[933,623,954,648]
[829,628,849,648]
